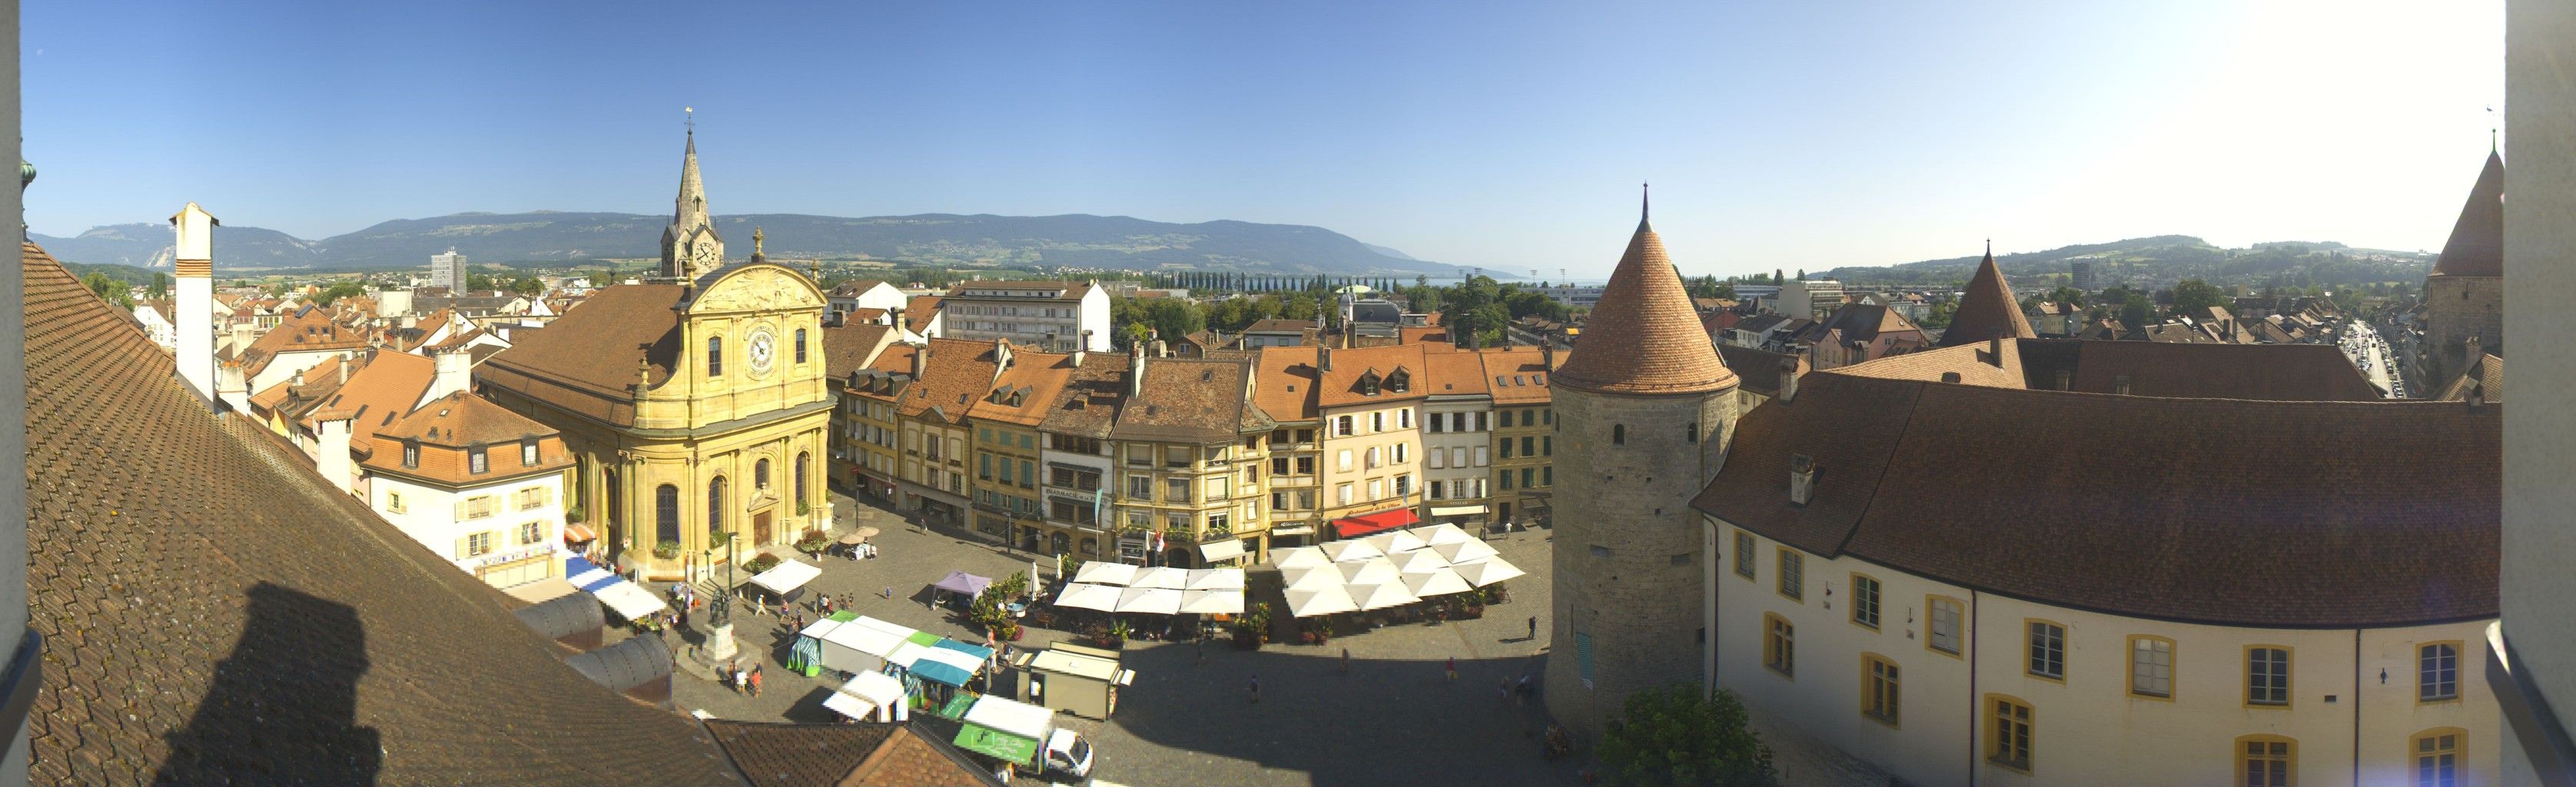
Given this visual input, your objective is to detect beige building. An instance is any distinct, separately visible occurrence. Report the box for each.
[1313,344,1429,539]
[1109,352,1273,566]
[1253,346,1326,548]
[1482,345,1557,526]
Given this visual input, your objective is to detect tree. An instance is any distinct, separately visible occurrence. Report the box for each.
[2120,292,2156,328]
[466,272,494,292]
[510,275,544,296]
[147,272,171,301]
[1596,682,1773,787]
[81,272,134,310]
[2168,278,2227,318]
[314,281,367,307]
[2041,286,2084,307]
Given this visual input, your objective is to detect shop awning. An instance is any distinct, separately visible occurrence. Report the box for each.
[1270,524,1316,536]
[563,556,668,620]
[563,523,599,543]
[1197,538,1246,563]
[1429,505,1489,519]
[1332,507,1419,539]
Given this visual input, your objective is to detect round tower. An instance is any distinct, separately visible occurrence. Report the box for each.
[1544,190,1739,738]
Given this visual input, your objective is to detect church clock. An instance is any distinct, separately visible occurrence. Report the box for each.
[691,241,721,274]
[746,327,778,377]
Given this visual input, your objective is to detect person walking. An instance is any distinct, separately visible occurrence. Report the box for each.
[1340,647,1350,676]
[1527,616,1538,642]
[1248,674,1260,704]
[733,663,749,695]
[1446,656,1458,682]
[749,666,764,698]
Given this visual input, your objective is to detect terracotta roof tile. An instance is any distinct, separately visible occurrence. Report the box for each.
[1113,357,1270,441]
[300,350,436,450]
[965,347,1078,427]
[1316,344,1430,407]
[2432,151,2505,277]
[1422,347,1492,396]
[1038,352,1130,438]
[2438,353,2505,402]
[1716,344,1803,398]
[819,321,895,380]
[900,338,1004,423]
[1553,218,1735,394]
[1934,250,2035,347]
[1253,346,1323,422]
[476,283,685,427]
[1479,346,1556,405]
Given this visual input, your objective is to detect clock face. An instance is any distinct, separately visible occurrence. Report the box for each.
[747,328,778,377]
[692,241,719,269]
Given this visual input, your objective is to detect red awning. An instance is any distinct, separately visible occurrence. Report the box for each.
[1332,508,1420,539]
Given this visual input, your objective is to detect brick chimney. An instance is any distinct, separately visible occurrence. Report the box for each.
[171,202,219,407]
[1776,357,1800,403]
[423,346,472,405]
[314,411,356,495]
[1788,453,1816,505]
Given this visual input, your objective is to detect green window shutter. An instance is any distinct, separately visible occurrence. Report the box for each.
[1575,632,1596,689]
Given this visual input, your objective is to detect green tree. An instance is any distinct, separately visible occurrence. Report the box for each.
[466,272,494,292]
[1596,682,1774,787]
[81,271,134,310]
[510,275,544,296]
[2168,278,2227,317]
[1920,300,1956,329]
[314,281,367,307]
[2120,292,2156,328]
[147,272,172,301]
[2042,286,2085,307]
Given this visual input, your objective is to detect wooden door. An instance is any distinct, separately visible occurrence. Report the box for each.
[754,512,772,546]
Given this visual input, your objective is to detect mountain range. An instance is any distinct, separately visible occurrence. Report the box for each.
[1817,235,2435,288]
[31,211,1447,277]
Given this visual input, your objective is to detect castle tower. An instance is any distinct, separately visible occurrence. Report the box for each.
[1545,188,1739,737]
[659,121,725,281]
[1935,241,2035,347]
[2421,149,2505,388]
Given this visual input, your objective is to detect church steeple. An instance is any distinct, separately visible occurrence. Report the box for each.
[660,111,725,281]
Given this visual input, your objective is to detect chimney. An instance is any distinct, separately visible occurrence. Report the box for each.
[993,337,1014,371]
[314,412,356,495]
[1151,337,1168,358]
[171,202,220,407]
[2468,383,2487,413]
[2113,374,2132,396]
[1776,357,1800,403]
[2466,334,2483,363]
[1320,346,1333,372]
[1987,334,2004,367]
[1788,454,1816,505]
[337,359,350,386]
[1127,342,1147,397]
[426,347,473,403]
[911,342,930,380]
[1542,340,1555,370]
[2054,370,2072,391]
[215,360,250,413]
[1074,329,1093,365]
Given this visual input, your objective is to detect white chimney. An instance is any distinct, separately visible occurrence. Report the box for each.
[423,347,472,407]
[171,202,219,407]
[215,361,250,413]
[315,412,355,495]
[1128,342,1147,397]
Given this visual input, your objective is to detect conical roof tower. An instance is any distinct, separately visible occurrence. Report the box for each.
[659,121,725,280]
[1554,188,1736,394]
[2432,151,2505,277]
[1935,242,2035,347]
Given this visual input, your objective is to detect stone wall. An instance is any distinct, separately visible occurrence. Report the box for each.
[2425,273,2504,384]
[1545,384,1737,738]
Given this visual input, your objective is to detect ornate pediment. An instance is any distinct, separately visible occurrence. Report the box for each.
[687,264,823,315]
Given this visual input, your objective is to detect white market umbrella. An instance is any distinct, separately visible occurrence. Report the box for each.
[1392,550,1451,574]
[1131,566,1191,590]
[1336,558,1399,586]
[1360,530,1429,556]
[1073,562,1139,586]
[1114,586,1184,616]
[1402,569,1476,599]
[1184,568,1247,591]
[1271,546,1331,569]
[1431,539,1501,563]
[1346,583,1422,611]
[1450,557,1528,587]
[1177,589,1246,616]
[1284,586,1359,617]
[1053,582,1123,613]
[1282,566,1345,592]
[1409,523,1476,547]
[1320,540,1384,563]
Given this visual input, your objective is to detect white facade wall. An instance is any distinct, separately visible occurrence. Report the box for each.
[371,473,567,589]
[1040,437,1116,557]
[937,287,1110,352]
[1714,522,2498,787]
[1078,287,1111,351]
[247,348,357,394]
[827,281,908,322]
[132,304,177,350]
[1421,397,1492,522]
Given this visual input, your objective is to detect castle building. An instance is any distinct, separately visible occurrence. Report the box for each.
[1934,244,2036,349]
[2418,150,2505,389]
[1545,194,1741,737]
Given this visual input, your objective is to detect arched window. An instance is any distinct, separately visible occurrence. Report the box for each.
[707,337,724,375]
[1612,424,1625,445]
[755,458,772,489]
[655,484,680,545]
[795,451,811,504]
[707,476,728,538]
[1687,422,1699,443]
[795,328,808,364]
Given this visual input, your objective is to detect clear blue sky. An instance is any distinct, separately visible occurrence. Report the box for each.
[25,1,2502,277]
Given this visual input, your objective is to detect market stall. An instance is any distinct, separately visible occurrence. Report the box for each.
[745,559,823,605]
[1051,583,1123,613]
[822,669,909,722]
[1011,642,1134,719]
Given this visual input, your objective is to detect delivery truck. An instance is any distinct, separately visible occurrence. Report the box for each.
[949,694,1095,785]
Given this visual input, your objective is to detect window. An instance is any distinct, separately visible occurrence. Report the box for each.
[1428,449,1445,470]
[707,477,727,534]
[1686,421,1698,443]
[402,440,420,469]
[756,458,772,489]
[1764,613,1794,678]
[1394,443,1408,463]
[656,484,680,543]
[794,327,808,364]
[1543,436,1552,456]
[1336,416,1353,436]
[1129,476,1152,500]
[980,453,993,480]
[1776,549,1803,601]
[1336,483,1353,505]
[1543,467,1552,486]
[796,451,810,503]
[520,521,542,544]
[2418,642,2460,702]
[1520,467,1533,489]
[1612,424,1625,445]
[1365,447,1380,469]
[1521,436,1534,457]
[1428,481,1445,500]
[1472,446,1488,466]
[1370,412,1384,432]
[2247,646,2290,706]
[1499,471,1513,490]
[2129,636,2175,699]
[1367,479,1383,500]
[1521,410,1535,427]
[2027,621,2066,679]
[1500,440,1515,460]
[2237,736,2294,787]
[384,490,405,514]
[2412,728,2462,787]
[463,531,493,557]
[707,337,723,375]
[1851,574,1881,629]
[522,440,539,467]
[468,445,488,474]
[1273,457,1291,474]
[1928,597,1964,656]
[1987,695,2033,772]
[1863,655,1900,727]
[516,486,549,511]
[1338,450,1353,473]
[1732,532,1756,579]
[460,495,496,520]
[1398,408,1412,428]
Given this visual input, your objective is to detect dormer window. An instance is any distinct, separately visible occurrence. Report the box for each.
[1386,370,1410,393]
[402,439,420,469]
[1358,372,1381,396]
[521,439,539,467]
[468,443,489,474]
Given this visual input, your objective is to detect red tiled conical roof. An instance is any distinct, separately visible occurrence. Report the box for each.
[1555,204,1736,395]
[1936,247,2035,347]
[2432,151,2505,277]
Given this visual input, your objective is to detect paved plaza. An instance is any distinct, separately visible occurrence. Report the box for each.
[639,490,1592,786]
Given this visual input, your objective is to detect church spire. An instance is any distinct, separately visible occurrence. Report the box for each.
[1638,182,1651,231]
[660,112,725,280]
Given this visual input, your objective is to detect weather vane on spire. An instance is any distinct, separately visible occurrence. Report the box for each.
[685,106,695,135]
[2488,105,2497,152]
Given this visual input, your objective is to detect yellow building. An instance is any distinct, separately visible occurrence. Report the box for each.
[964,340,1077,551]
[1483,346,1558,525]
[1109,352,1274,566]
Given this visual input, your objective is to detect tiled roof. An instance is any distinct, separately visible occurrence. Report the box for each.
[2438,353,2505,402]
[1934,250,2035,348]
[1421,347,1493,397]
[899,338,1004,423]
[1716,344,1802,398]
[828,279,892,297]
[1479,346,1556,405]
[302,349,437,452]
[1553,218,1735,394]
[704,719,1004,787]
[818,321,895,380]
[1037,351,1129,438]
[1692,370,2498,627]
[1834,338,2382,402]
[234,307,372,378]
[1113,357,1271,441]
[965,348,1077,427]
[1253,346,1322,422]
[1317,344,1430,407]
[1243,318,1317,334]
[18,242,746,785]
[363,392,573,486]
[2432,151,2505,277]
[476,283,686,427]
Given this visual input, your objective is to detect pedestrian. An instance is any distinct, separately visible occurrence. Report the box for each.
[1249,674,1260,704]
[734,664,749,694]
[1340,647,1350,675]
[678,607,689,630]
[883,586,894,600]
[1528,616,1538,641]
[1195,636,1206,665]
[1446,656,1458,682]
[749,666,763,698]
[1497,675,1512,702]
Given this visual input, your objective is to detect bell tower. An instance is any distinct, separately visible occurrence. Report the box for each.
[660,111,725,281]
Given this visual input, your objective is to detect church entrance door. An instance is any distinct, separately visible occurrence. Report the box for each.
[754,512,772,546]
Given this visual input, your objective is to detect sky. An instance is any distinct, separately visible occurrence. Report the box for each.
[25,1,2504,278]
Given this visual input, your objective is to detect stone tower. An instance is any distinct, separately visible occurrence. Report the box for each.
[660,125,725,281]
[1545,190,1739,737]
[2421,149,2505,388]
[1935,243,2034,348]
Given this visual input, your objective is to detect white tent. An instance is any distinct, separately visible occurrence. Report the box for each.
[1319,539,1385,563]
[748,560,824,596]
[1359,530,1429,556]
[1408,523,1476,547]
[1130,566,1191,590]
[1431,539,1501,564]
[825,616,921,662]
[1183,568,1246,591]
[1177,589,1247,615]
[1347,583,1422,611]
[1270,546,1331,569]
[1053,582,1124,613]
[593,582,670,620]
[1392,550,1450,574]
[1114,586,1184,616]
[1336,558,1399,586]
[1072,562,1139,586]
[1402,569,1476,599]
[1280,566,1343,592]
[824,670,908,722]
[1450,557,1528,587]
[1284,586,1359,617]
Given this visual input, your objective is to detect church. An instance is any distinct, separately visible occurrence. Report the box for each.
[478,128,834,582]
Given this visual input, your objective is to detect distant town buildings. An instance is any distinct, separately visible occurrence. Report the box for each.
[2069,259,2098,289]
[430,246,467,291]
[938,281,1110,352]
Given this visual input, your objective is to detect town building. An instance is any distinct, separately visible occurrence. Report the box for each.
[1419,347,1496,532]
[1482,344,1556,526]
[938,281,1110,352]
[2070,260,2098,290]
[964,340,1077,553]
[1036,350,1126,561]
[1313,344,1429,540]
[1535,284,1607,309]
[362,390,575,589]
[826,279,908,324]
[837,342,913,505]
[1775,278,1845,320]
[1253,346,1327,550]
[817,320,899,500]
[1933,247,2037,349]
[430,246,467,292]
[1545,198,1741,739]
[132,298,177,349]
[1240,318,1318,347]
[2418,149,2505,388]
[889,337,1001,533]
[1788,302,1930,370]
[1108,352,1274,566]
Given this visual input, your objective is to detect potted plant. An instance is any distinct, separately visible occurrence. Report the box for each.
[795,530,831,556]
[796,500,812,517]
[1460,593,1486,619]
[743,553,782,576]
[1486,582,1509,605]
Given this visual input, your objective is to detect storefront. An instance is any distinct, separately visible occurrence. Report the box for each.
[1329,507,1420,540]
